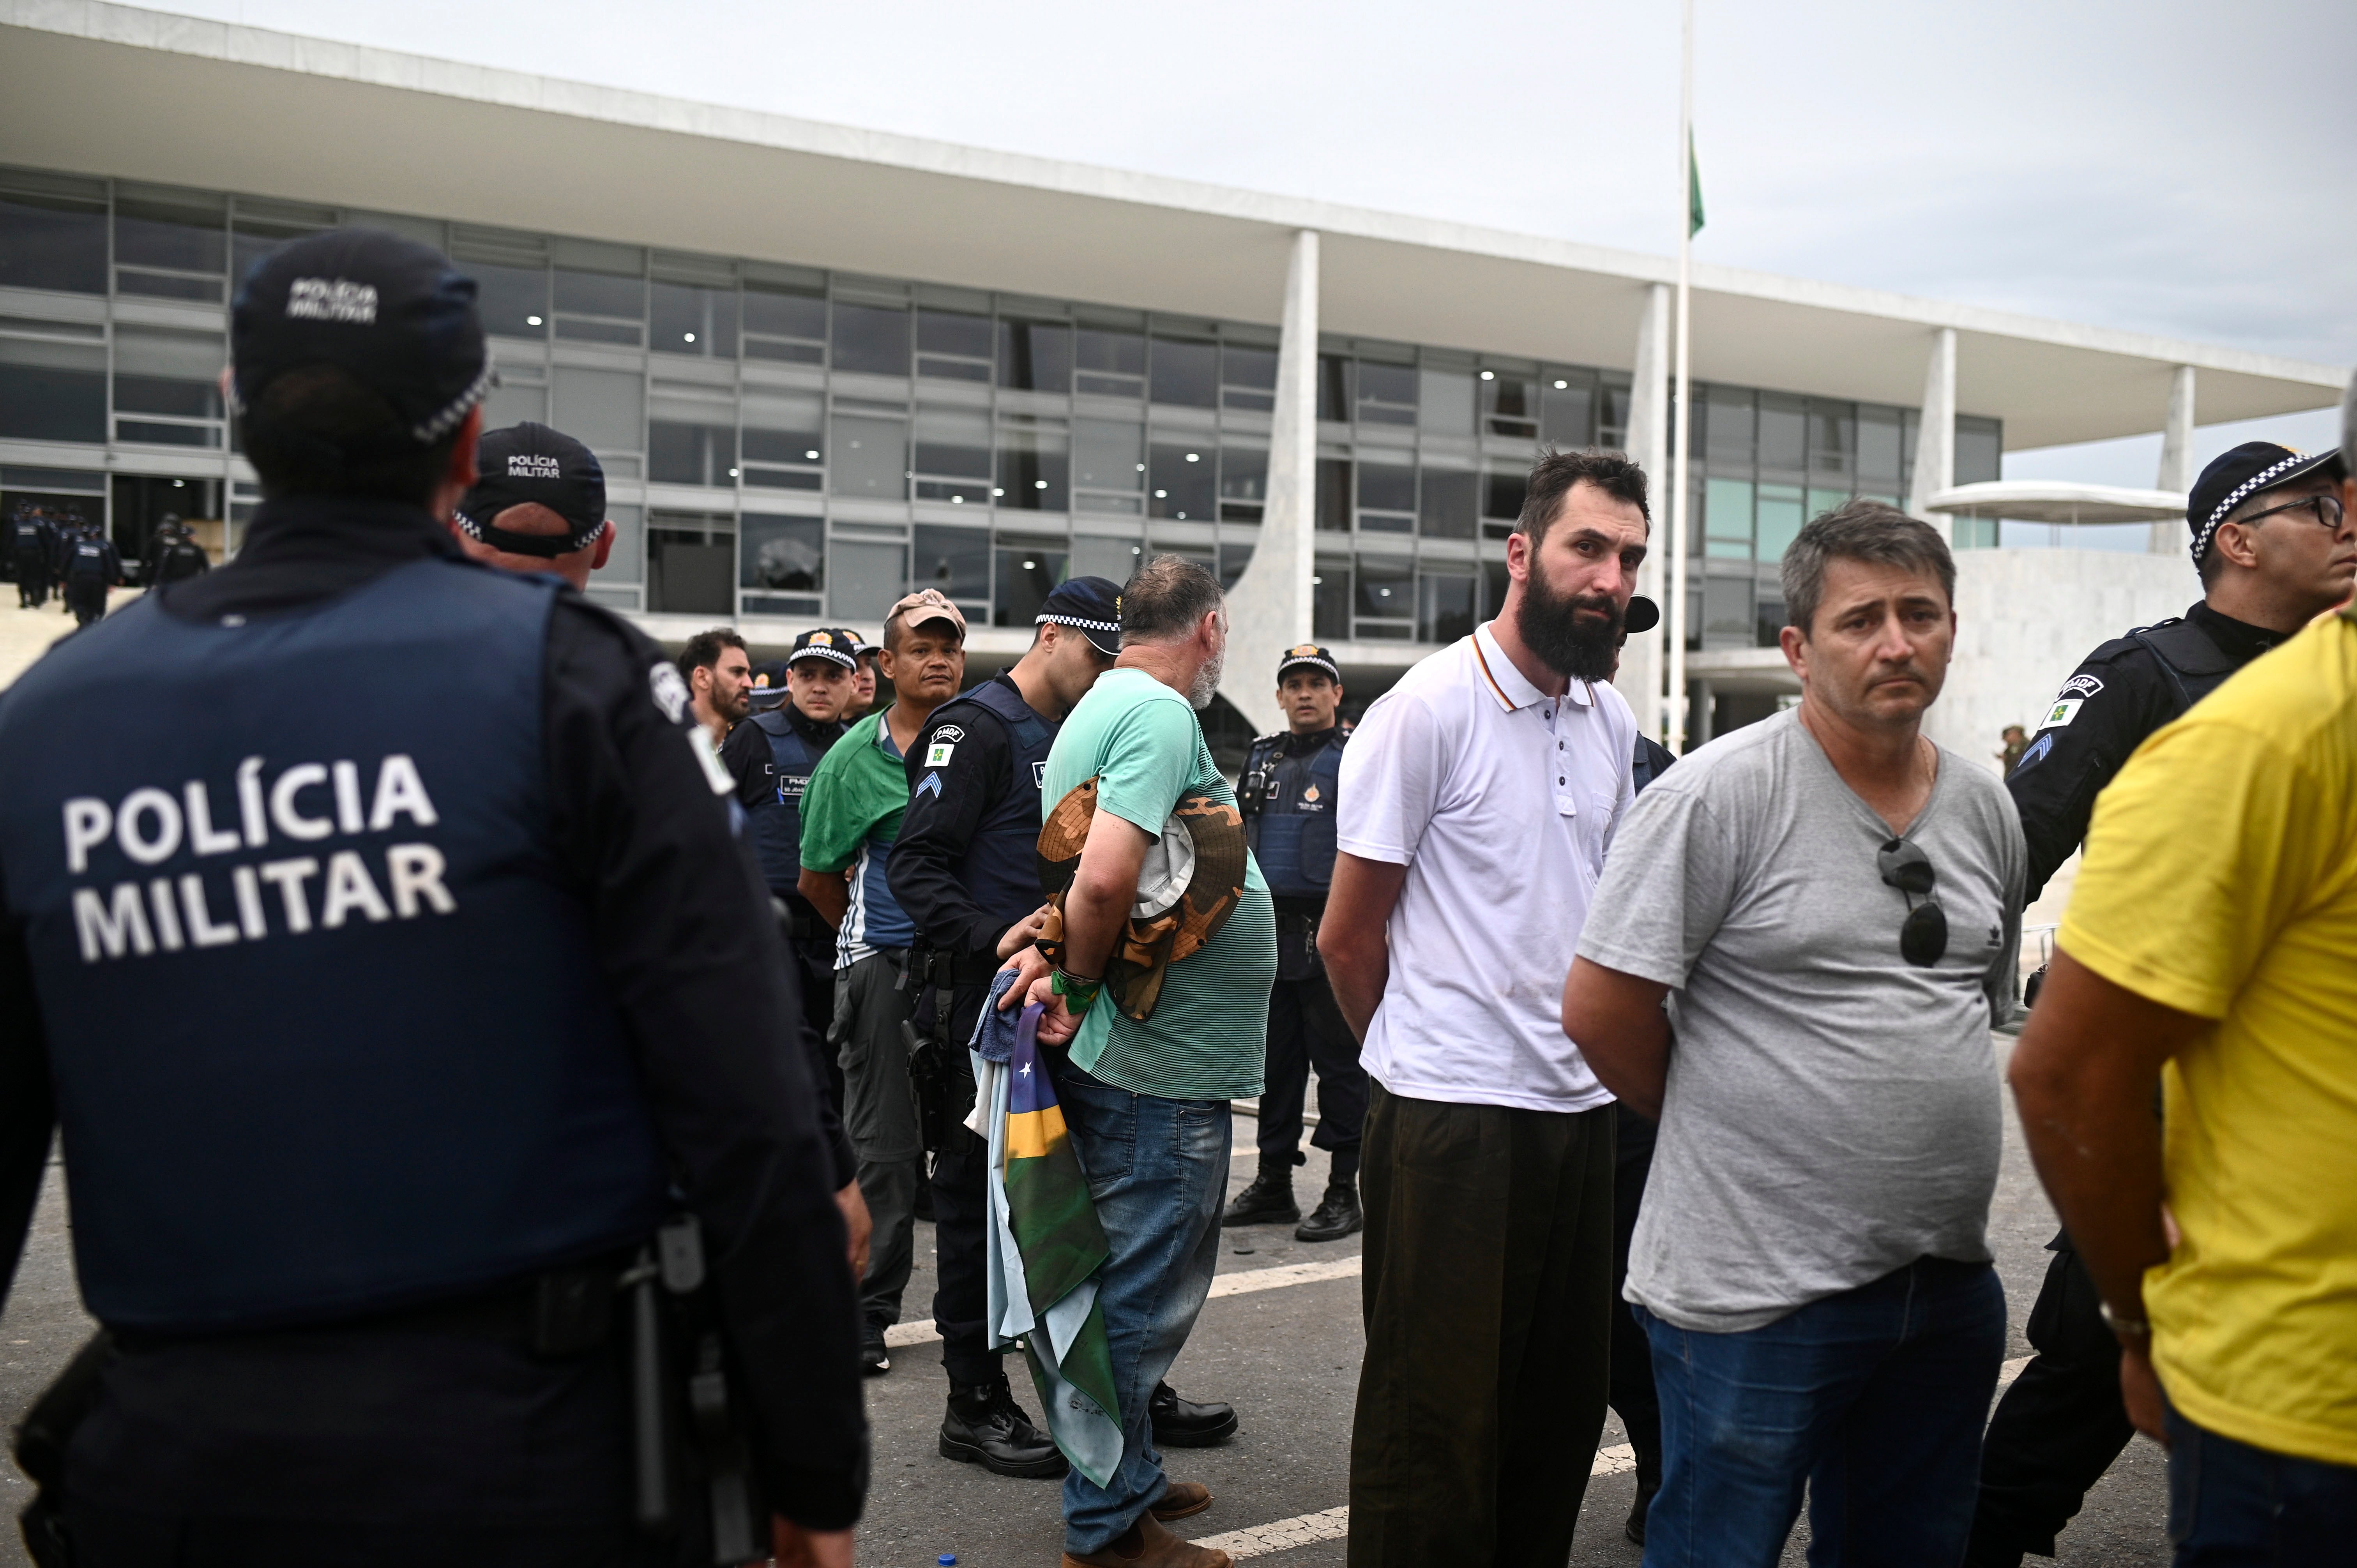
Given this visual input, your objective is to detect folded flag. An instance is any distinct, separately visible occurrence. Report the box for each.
[979,1004,1124,1485]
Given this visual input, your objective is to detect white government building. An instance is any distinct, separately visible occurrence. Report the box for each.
[0,0,2345,758]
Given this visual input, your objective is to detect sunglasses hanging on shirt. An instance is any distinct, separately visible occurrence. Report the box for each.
[1877,837,1948,966]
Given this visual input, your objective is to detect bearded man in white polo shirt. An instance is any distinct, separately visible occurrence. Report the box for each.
[1320,448,1647,1568]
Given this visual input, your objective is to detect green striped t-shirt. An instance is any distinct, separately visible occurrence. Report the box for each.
[1042,668,1273,1101]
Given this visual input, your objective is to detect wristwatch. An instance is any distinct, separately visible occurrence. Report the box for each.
[2099,1301,2151,1342]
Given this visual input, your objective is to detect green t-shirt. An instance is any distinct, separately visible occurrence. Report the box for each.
[1041,667,1274,1101]
[797,711,915,966]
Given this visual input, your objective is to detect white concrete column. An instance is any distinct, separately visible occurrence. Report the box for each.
[1691,679,1716,746]
[1907,327,1957,543]
[1615,282,1671,740]
[1219,229,1319,736]
[2153,364,2196,555]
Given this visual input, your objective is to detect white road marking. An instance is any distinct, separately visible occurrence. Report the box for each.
[883,1254,1364,1347]
[1192,1449,1631,1561]
[1189,1504,1350,1559]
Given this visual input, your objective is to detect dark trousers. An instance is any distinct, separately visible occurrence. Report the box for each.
[2165,1399,2357,1566]
[15,549,49,607]
[930,979,1002,1387]
[1256,969,1367,1179]
[1348,1083,1617,1568]
[834,948,917,1334]
[65,575,105,626]
[61,1325,671,1568]
[1609,1102,1663,1500]
[785,928,845,1118]
[1967,1236,2136,1563]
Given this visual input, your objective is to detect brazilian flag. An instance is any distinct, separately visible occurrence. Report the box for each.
[985,1005,1125,1485]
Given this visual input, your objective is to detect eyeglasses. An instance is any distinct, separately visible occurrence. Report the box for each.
[1878,837,1948,967]
[2235,492,2346,531]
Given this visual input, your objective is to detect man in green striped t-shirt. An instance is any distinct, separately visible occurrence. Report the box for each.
[1016,556,1274,1568]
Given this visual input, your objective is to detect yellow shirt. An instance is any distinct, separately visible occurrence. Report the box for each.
[2061,607,2357,1465]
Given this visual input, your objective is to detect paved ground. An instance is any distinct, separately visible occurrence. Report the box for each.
[0,590,143,690]
[1,1033,2168,1568]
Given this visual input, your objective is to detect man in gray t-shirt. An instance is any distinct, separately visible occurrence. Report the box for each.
[1565,501,2023,1568]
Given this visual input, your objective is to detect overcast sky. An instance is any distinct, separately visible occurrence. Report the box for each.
[160,0,2356,478]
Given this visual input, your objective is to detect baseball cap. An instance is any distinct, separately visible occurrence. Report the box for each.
[453,422,606,558]
[230,228,488,451]
[835,628,879,658]
[787,627,857,671]
[1036,778,1247,1023]
[1275,643,1340,682]
[1037,576,1124,657]
[2187,441,2347,566]
[884,589,967,641]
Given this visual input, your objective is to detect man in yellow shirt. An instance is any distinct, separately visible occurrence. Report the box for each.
[2010,398,2357,1557]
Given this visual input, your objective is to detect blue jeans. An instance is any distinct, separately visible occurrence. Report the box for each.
[2166,1400,2357,1565]
[1640,1256,2005,1568]
[1055,1066,1232,1554]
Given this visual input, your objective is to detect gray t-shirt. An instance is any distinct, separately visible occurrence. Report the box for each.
[1578,709,2025,1333]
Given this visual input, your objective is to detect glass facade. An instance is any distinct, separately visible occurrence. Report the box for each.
[0,164,1998,648]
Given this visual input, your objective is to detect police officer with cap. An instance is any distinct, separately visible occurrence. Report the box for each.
[13,503,57,608]
[1225,643,1368,1244]
[1967,436,2354,1568]
[723,627,860,1112]
[887,577,1241,1467]
[885,578,1111,1476]
[60,521,121,628]
[0,229,864,1566]
[148,522,211,586]
[445,419,614,589]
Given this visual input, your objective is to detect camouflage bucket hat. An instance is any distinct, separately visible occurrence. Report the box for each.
[1035,778,1247,1023]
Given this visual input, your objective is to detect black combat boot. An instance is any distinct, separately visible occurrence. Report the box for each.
[1148,1380,1238,1447]
[938,1372,1068,1478]
[1294,1181,1362,1243]
[1223,1159,1299,1226]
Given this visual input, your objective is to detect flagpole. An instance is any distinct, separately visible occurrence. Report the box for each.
[1667,0,1694,754]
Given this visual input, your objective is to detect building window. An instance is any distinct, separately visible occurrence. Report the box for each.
[744,284,826,364]
[917,309,993,383]
[832,302,909,377]
[1073,419,1144,513]
[1075,328,1145,399]
[998,319,1072,392]
[1148,337,1216,408]
[1148,439,1214,521]
[0,188,108,294]
[996,418,1069,512]
[830,412,908,499]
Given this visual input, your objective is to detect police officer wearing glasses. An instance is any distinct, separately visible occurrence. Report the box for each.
[1968,438,2355,1568]
[0,230,864,1568]
[1227,644,1368,1244]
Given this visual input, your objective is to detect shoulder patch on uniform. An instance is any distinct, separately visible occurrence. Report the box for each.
[932,724,965,744]
[924,740,957,768]
[916,771,943,800]
[2060,673,2104,699]
[2015,732,2055,771]
[2036,697,2083,731]
[1033,761,1048,789]
[649,661,690,725]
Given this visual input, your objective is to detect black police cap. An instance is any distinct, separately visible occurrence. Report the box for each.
[1037,576,1124,657]
[787,628,858,671]
[454,422,607,558]
[1276,644,1341,682]
[231,228,489,451]
[2187,441,2345,567]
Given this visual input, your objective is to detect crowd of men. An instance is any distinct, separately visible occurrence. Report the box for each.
[0,224,2352,1568]
[9,505,211,625]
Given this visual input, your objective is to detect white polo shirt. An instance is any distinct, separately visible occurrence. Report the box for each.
[1338,620,1636,1113]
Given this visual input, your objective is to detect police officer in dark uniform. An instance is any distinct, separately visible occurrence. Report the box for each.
[0,230,865,1567]
[1967,439,2353,1568]
[149,521,211,586]
[887,578,1242,1469]
[61,522,121,628]
[722,627,859,1111]
[1225,644,1367,1244]
[13,504,57,608]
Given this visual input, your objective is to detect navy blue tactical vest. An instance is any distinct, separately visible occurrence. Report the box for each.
[1243,729,1345,901]
[927,675,1057,929]
[0,556,668,1331]
[746,707,829,896]
[66,537,109,578]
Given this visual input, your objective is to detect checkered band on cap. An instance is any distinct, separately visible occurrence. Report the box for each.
[2193,452,2312,566]
[1036,611,1120,633]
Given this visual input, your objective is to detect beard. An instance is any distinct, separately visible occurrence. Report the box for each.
[1516,569,1624,683]
[1187,645,1224,711]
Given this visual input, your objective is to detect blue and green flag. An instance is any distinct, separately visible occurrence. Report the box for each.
[980,1005,1124,1485]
